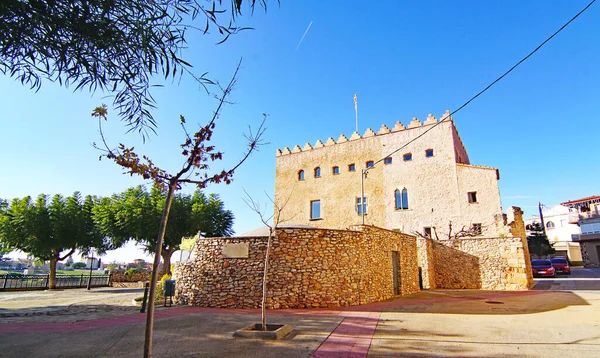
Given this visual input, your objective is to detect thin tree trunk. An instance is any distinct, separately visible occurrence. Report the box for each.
[143,182,175,358]
[161,248,173,276]
[49,257,57,289]
[261,228,273,331]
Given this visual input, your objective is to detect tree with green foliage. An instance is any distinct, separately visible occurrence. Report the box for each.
[72,262,87,269]
[527,222,555,258]
[0,192,107,288]
[95,186,234,276]
[1,0,274,136]
[65,255,74,267]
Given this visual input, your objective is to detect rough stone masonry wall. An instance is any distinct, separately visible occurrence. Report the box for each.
[173,226,419,309]
[428,237,532,290]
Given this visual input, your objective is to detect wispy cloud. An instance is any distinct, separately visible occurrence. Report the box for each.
[294,21,313,54]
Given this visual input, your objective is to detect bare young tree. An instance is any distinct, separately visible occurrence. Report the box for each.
[242,188,293,331]
[93,61,266,357]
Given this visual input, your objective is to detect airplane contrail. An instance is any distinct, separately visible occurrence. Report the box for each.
[294,21,313,53]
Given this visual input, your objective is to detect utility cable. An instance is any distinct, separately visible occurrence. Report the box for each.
[368,0,596,171]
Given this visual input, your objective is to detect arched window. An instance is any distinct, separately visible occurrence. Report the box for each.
[401,188,409,209]
[332,166,340,175]
[298,170,304,181]
[395,188,409,210]
[314,167,321,178]
[547,221,555,229]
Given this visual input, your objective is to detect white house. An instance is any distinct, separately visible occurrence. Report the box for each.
[524,205,582,263]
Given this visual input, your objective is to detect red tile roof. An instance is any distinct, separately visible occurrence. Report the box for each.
[560,195,600,206]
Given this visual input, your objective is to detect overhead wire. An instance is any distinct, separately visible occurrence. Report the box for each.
[368,0,596,170]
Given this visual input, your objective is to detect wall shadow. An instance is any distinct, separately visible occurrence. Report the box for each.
[342,289,589,315]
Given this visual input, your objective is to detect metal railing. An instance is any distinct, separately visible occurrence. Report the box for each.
[568,211,600,223]
[0,274,111,291]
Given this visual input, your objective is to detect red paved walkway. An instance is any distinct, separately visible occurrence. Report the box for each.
[0,290,545,357]
[311,312,380,358]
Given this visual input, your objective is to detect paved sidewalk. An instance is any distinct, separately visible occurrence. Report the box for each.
[0,268,599,357]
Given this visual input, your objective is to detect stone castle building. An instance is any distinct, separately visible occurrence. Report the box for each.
[274,111,505,237]
[173,111,534,309]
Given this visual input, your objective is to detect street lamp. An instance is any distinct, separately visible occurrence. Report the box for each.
[86,248,95,290]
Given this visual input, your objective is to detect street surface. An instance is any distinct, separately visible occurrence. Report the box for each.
[0,268,598,357]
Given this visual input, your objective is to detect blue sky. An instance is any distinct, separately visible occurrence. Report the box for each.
[1,1,598,262]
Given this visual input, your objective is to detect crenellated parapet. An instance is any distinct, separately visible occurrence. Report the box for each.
[276,110,452,156]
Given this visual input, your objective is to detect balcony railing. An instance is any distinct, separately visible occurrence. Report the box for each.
[568,211,600,223]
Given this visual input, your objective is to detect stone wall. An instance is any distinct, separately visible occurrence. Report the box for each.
[580,241,600,268]
[416,237,435,289]
[173,225,419,309]
[109,270,151,283]
[420,236,533,291]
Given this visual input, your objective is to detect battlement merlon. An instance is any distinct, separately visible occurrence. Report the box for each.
[276,110,453,157]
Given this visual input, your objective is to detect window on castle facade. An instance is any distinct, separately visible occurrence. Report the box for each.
[348,163,356,172]
[314,167,321,178]
[403,153,412,161]
[332,166,340,175]
[366,160,374,168]
[472,223,482,235]
[547,221,555,229]
[468,191,478,203]
[298,170,304,181]
[425,149,434,157]
[356,197,368,215]
[310,200,321,220]
[424,227,432,238]
[395,188,409,210]
[384,157,392,165]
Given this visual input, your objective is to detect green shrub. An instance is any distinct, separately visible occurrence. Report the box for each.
[123,268,137,277]
[155,273,172,301]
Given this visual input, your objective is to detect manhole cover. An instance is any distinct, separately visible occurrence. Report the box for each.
[485,301,504,304]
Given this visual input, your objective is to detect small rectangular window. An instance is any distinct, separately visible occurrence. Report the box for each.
[310,200,321,220]
[348,164,356,172]
[356,197,367,215]
[332,166,340,175]
[472,223,482,235]
[424,227,432,238]
[366,160,374,168]
[468,191,478,203]
[403,153,412,161]
[425,149,434,157]
[384,157,392,165]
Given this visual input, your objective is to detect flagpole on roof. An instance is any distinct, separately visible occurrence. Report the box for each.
[353,94,358,132]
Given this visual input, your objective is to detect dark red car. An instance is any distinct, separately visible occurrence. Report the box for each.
[531,259,556,278]
[551,257,571,275]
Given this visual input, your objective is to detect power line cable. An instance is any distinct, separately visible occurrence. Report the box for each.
[368,0,596,170]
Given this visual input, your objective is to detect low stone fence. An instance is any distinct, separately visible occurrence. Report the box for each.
[419,236,534,290]
[109,270,151,283]
[174,225,419,309]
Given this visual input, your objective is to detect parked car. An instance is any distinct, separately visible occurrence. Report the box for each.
[531,259,556,278]
[550,256,571,275]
